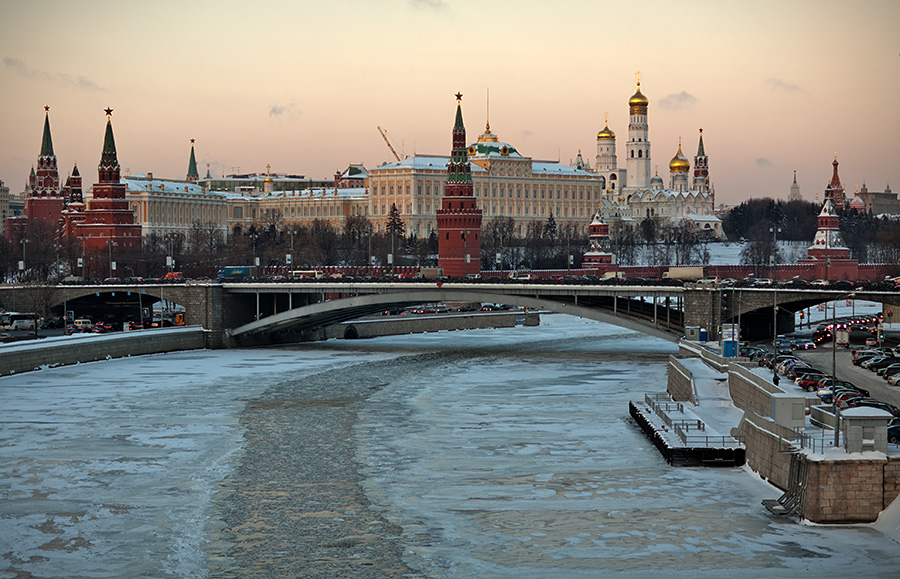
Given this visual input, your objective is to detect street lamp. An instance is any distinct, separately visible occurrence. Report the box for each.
[108,240,118,278]
[19,238,29,281]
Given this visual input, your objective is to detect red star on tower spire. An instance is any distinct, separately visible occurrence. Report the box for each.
[455,92,463,102]
[104,107,113,118]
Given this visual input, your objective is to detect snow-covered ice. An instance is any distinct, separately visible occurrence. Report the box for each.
[1,314,898,578]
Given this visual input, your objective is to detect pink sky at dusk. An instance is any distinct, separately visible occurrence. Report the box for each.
[1,0,898,206]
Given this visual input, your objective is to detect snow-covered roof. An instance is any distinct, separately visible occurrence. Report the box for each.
[123,176,208,196]
[686,213,722,223]
[531,162,593,177]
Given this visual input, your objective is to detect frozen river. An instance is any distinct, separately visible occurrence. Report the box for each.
[1,315,899,577]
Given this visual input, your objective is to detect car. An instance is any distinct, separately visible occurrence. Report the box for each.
[752,278,774,287]
[866,336,879,346]
[845,398,900,417]
[695,276,720,284]
[785,364,815,379]
[835,391,864,406]
[888,373,900,386]
[853,353,881,366]
[889,424,900,444]
[792,338,817,350]
[877,363,900,377]
[865,357,899,371]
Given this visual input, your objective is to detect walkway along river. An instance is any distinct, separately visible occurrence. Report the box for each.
[1,315,898,577]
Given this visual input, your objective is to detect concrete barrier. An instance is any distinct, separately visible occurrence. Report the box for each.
[324,311,540,340]
[0,326,208,377]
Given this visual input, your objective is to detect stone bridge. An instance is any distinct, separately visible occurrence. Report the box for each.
[2,282,897,348]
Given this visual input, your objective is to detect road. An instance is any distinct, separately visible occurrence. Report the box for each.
[793,345,900,409]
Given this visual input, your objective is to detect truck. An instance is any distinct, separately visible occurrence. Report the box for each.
[416,267,445,280]
[663,266,706,281]
[217,266,258,281]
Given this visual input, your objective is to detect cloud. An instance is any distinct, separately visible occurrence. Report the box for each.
[657,91,696,110]
[520,129,534,137]
[765,78,801,93]
[268,101,299,120]
[3,56,104,91]
[756,157,773,168]
[409,0,448,10]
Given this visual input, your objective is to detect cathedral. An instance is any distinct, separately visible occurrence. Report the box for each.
[593,77,722,238]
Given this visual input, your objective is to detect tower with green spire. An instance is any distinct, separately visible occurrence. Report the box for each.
[436,92,482,278]
[24,105,64,226]
[187,139,199,183]
[692,128,709,195]
[74,108,142,257]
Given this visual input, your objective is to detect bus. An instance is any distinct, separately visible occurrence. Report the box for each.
[0,312,40,331]
[290,270,323,279]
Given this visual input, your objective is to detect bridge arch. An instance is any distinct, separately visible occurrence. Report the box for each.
[229,289,682,345]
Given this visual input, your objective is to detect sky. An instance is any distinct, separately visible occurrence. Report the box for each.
[1,0,898,206]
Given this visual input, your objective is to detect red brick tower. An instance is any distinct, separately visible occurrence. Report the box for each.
[75,109,142,254]
[824,154,846,211]
[437,93,482,277]
[25,106,65,224]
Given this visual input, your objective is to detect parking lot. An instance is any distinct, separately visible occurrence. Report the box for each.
[791,346,900,410]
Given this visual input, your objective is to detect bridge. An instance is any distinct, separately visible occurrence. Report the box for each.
[1,281,898,348]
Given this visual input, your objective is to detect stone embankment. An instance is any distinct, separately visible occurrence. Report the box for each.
[0,326,208,377]
[667,340,900,524]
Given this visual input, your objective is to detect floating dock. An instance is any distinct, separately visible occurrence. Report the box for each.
[630,393,745,467]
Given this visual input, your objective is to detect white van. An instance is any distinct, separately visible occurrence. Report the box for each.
[73,319,93,331]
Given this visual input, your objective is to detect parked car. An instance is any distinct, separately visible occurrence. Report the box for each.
[844,398,900,417]
[889,423,900,444]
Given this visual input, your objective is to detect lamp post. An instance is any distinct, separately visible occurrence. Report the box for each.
[19,238,29,282]
[108,240,118,278]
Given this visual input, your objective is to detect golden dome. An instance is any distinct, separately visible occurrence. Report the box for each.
[669,143,690,173]
[597,123,615,140]
[629,82,649,108]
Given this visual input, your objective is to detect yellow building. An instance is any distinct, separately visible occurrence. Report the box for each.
[368,123,603,237]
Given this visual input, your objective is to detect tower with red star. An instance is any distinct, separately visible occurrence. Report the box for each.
[74,108,142,254]
[437,93,482,278]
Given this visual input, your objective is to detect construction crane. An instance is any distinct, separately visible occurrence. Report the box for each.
[377,126,404,162]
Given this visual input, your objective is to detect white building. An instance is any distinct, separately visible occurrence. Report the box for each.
[594,78,722,238]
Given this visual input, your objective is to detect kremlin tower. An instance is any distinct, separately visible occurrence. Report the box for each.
[824,155,846,211]
[437,93,482,278]
[187,139,199,183]
[582,211,615,266]
[797,157,858,279]
[25,106,65,224]
[73,109,142,254]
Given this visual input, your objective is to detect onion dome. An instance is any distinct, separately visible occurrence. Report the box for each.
[669,142,690,173]
[629,86,649,107]
[650,171,664,188]
[597,122,616,140]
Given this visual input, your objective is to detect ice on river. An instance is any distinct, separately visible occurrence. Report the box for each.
[1,315,898,578]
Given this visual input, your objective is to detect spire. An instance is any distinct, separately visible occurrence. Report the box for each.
[187,138,199,182]
[205,163,212,179]
[793,170,797,184]
[98,108,121,184]
[40,106,54,157]
[696,128,705,157]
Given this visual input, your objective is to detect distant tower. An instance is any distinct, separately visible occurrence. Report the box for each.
[824,154,846,210]
[187,139,199,183]
[625,74,651,189]
[595,112,617,172]
[582,211,615,266]
[668,139,690,192]
[788,170,802,202]
[437,93,482,277]
[692,128,709,193]
[24,106,64,225]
